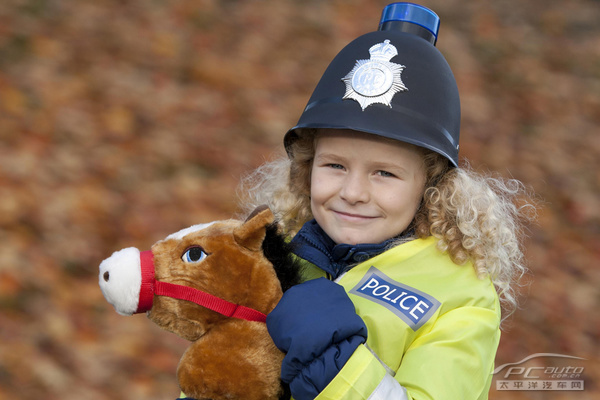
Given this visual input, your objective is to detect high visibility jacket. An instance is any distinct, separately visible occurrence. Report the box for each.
[299,236,501,400]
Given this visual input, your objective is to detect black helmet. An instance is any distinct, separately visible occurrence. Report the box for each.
[284,3,460,166]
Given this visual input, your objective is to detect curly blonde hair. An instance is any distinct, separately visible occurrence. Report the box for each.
[238,130,534,319]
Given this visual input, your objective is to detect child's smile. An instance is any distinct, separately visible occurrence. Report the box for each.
[310,129,426,245]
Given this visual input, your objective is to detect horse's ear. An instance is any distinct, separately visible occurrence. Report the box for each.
[233,205,275,251]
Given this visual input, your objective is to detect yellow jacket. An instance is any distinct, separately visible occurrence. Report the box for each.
[301,236,501,400]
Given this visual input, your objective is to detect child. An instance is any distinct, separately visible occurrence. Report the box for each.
[237,3,534,400]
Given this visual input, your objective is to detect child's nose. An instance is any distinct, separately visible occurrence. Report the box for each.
[339,173,370,204]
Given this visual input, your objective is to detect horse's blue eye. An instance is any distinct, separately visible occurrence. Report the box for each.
[182,246,207,263]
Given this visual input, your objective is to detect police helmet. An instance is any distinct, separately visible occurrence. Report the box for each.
[284,2,460,166]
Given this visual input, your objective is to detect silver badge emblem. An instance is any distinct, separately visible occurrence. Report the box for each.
[342,40,407,110]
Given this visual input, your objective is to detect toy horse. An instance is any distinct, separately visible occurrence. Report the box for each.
[99,206,301,400]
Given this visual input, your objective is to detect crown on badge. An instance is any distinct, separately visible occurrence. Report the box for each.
[368,39,398,61]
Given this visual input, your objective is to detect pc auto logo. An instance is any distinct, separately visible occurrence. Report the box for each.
[493,353,586,391]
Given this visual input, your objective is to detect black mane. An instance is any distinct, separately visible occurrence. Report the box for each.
[261,223,304,292]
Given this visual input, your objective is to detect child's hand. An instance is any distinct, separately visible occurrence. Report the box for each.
[267,278,367,400]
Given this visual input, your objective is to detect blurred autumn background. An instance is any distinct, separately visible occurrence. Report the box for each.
[0,0,598,399]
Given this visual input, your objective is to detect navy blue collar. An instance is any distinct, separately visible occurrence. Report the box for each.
[290,220,412,279]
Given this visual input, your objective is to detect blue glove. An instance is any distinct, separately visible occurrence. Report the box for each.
[267,278,368,400]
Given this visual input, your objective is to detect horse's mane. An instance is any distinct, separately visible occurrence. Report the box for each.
[261,223,304,292]
[260,223,306,399]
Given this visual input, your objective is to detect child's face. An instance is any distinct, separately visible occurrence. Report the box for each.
[310,129,426,245]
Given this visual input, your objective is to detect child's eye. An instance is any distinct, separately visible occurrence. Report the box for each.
[377,170,396,178]
[327,163,345,170]
[181,246,208,263]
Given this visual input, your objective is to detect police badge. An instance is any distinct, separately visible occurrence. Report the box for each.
[342,39,407,110]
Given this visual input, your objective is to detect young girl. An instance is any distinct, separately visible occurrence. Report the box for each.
[236,3,534,400]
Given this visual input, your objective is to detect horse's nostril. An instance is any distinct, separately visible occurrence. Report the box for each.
[103,271,110,282]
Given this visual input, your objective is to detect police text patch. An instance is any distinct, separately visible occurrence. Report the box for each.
[350,267,440,330]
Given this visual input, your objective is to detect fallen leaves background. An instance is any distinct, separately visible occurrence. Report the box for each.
[0,0,598,399]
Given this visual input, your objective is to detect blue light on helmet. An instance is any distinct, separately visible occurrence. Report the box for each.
[378,3,440,45]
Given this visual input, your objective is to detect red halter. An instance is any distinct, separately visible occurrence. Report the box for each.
[136,251,267,323]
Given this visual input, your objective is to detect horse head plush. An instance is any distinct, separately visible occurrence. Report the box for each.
[98,206,301,400]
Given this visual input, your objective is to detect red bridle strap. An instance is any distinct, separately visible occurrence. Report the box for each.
[154,280,268,323]
[138,251,156,313]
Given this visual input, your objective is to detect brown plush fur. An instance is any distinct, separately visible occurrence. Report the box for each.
[147,207,287,400]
